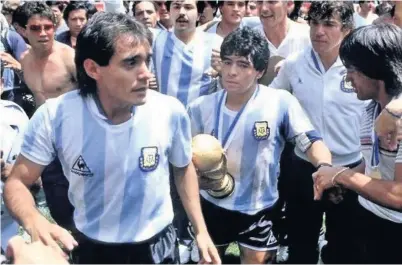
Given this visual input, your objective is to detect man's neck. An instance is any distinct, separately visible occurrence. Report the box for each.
[174,29,196,44]
[377,91,393,110]
[317,49,339,72]
[160,19,173,30]
[263,18,290,48]
[217,20,240,38]
[225,83,257,111]
[32,44,54,59]
[358,10,370,19]
[96,92,133,124]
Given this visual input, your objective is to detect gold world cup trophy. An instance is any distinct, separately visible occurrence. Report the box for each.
[192,134,235,199]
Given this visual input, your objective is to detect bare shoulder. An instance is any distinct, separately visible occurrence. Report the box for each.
[20,48,32,68]
[54,42,75,57]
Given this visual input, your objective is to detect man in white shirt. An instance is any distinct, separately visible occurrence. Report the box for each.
[271,2,366,263]
[3,12,220,264]
[314,23,402,264]
[354,0,378,28]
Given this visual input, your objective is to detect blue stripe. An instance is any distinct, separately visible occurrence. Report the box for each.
[160,33,174,96]
[234,113,259,208]
[311,49,322,74]
[191,104,204,134]
[177,50,194,106]
[199,41,213,97]
[81,102,106,239]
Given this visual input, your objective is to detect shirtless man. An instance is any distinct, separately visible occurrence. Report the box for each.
[21,1,76,108]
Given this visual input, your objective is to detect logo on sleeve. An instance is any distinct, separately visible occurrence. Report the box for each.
[253,121,270,141]
[139,147,160,172]
[340,75,354,93]
[71,155,93,177]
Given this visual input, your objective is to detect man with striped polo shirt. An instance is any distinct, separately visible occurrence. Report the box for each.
[314,23,402,264]
[188,27,332,264]
[271,2,367,263]
[3,12,220,264]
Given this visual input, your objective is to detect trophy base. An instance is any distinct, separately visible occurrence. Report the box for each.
[207,173,235,199]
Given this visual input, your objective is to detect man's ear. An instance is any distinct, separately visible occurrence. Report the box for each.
[83,58,101,81]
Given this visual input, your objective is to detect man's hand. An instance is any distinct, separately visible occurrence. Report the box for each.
[211,48,221,74]
[24,214,78,259]
[274,59,285,74]
[195,232,221,264]
[149,73,158,91]
[6,235,69,264]
[312,166,344,201]
[0,52,21,70]
[375,102,402,150]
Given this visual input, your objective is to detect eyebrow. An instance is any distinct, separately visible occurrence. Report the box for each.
[121,53,152,63]
[222,57,251,64]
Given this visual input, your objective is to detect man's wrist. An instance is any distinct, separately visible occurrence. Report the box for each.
[316,162,332,169]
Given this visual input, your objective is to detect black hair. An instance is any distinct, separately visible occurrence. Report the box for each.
[85,2,98,19]
[289,1,303,21]
[22,2,56,25]
[63,2,88,22]
[45,1,64,12]
[12,3,29,28]
[132,1,158,16]
[166,1,204,14]
[217,1,247,9]
[307,1,355,30]
[220,26,269,72]
[340,23,402,97]
[375,2,394,16]
[75,12,152,97]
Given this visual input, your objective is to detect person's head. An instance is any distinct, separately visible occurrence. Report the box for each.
[85,2,98,20]
[24,2,56,52]
[45,1,64,26]
[1,0,20,25]
[76,12,153,107]
[307,1,354,56]
[358,1,373,14]
[11,3,29,42]
[168,0,200,33]
[63,2,88,37]
[218,1,246,25]
[199,1,218,25]
[133,1,159,28]
[375,2,394,16]
[340,24,402,101]
[155,1,171,24]
[373,3,395,25]
[246,0,259,17]
[257,1,289,29]
[220,27,269,94]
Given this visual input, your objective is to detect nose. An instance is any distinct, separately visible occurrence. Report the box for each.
[179,6,186,15]
[233,3,240,11]
[228,64,238,77]
[314,24,325,36]
[139,61,153,81]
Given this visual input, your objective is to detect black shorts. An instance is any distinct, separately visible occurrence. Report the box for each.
[72,224,179,264]
[200,198,280,251]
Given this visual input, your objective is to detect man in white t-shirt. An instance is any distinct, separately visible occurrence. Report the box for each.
[3,12,220,264]
[314,23,402,264]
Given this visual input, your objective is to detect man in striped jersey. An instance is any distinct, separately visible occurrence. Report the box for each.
[270,2,367,263]
[152,0,221,107]
[3,12,220,264]
[314,23,402,264]
[188,27,332,264]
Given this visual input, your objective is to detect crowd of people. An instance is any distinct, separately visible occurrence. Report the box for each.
[1,0,402,264]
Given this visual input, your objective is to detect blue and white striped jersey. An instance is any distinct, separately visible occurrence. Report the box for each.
[152,30,218,106]
[0,100,28,251]
[20,90,192,243]
[188,85,316,214]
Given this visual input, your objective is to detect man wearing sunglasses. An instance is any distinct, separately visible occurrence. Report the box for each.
[19,1,77,235]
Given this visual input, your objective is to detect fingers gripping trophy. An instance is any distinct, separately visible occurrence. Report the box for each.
[192,134,235,199]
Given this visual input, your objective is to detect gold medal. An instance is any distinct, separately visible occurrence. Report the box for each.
[369,167,382,180]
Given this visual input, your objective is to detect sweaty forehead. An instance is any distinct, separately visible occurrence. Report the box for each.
[114,34,151,55]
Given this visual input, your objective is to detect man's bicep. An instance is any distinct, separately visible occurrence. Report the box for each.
[9,155,46,186]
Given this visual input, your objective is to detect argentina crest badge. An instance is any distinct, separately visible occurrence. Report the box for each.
[340,74,354,93]
[253,121,270,141]
[139,146,159,172]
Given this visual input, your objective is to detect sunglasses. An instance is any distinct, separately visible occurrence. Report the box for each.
[28,24,55,32]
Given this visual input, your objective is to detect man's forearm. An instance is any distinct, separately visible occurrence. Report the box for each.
[306,140,332,167]
[4,178,41,228]
[337,169,402,210]
[173,162,208,234]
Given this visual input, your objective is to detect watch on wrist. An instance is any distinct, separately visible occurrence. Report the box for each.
[317,163,333,169]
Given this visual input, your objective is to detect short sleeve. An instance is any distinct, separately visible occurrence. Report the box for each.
[270,59,292,92]
[169,102,192,168]
[187,103,204,137]
[20,103,56,166]
[281,92,316,140]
